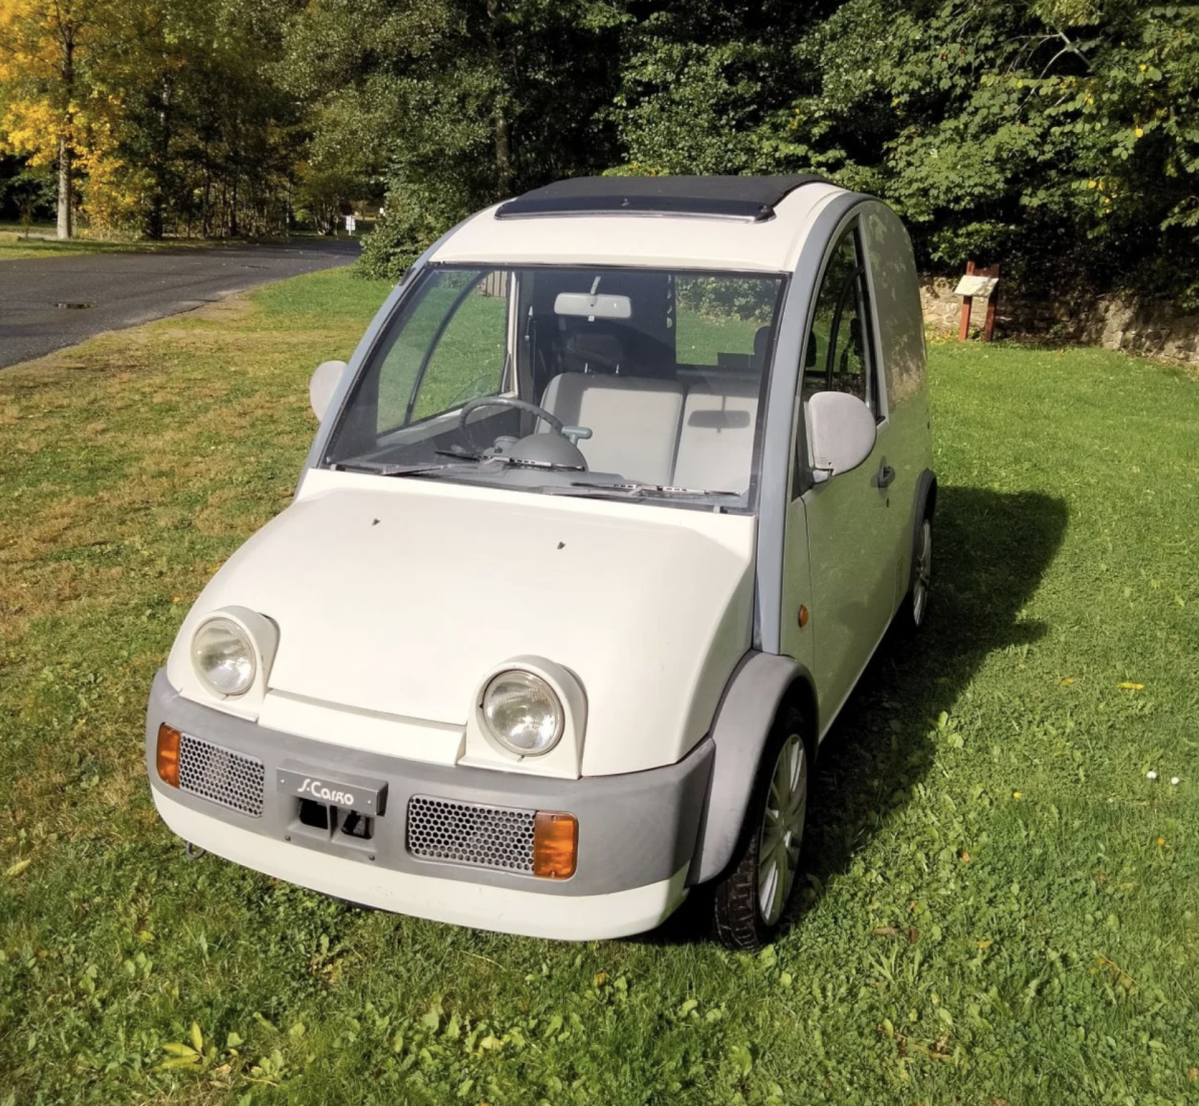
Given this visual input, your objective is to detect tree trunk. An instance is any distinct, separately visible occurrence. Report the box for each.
[148,77,174,240]
[495,110,513,198]
[56,136,73,240]
[485,0,514,198]
[57,29,75,240]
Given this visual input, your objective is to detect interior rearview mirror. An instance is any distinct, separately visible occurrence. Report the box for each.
[806,391,877,483]
[310,360,349,422]
[553,292,632,319]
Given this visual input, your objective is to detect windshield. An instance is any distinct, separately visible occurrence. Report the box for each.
[322,265,787,510]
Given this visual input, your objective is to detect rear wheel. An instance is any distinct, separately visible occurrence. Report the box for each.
[711,710,809,950]
[898,513,932,634]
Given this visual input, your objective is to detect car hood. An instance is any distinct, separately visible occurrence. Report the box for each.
[170,475,756,775]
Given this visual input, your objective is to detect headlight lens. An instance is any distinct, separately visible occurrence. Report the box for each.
[481,670,564,755]
[192,617,256,696]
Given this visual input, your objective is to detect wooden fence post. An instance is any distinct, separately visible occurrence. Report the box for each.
[958,260,976,341]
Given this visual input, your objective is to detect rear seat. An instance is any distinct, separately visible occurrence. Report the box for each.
[541,371,760,492]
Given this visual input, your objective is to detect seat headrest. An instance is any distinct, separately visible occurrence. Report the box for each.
[753,325,772,368]
[567,330,625,372]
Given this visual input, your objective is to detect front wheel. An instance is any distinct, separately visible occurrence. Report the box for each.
[711,711,809,950]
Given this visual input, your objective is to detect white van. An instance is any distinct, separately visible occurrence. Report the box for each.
[147,176,934,949]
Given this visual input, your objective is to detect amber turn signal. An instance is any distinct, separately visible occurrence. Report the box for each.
[798,605,809,628]
[156,723,181,788]
[533,811,578,879]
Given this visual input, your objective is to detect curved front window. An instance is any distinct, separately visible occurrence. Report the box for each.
[322,265,787,511]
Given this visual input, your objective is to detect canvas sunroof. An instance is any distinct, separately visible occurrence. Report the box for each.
[495,175,828,223]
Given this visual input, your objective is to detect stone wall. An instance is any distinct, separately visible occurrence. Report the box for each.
[919,277,1199,366]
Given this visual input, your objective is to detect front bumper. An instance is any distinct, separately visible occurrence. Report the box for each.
[145,670,714,940]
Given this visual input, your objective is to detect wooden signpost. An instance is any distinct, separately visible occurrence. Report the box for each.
[955,261,1001,342]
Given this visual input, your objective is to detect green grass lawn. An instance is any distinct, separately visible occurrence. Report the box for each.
[1,271,1197,1105]
[0,225,309,261]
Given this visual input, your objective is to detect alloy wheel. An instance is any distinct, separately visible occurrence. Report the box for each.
[757,733,807,926]
[912,518,932,627]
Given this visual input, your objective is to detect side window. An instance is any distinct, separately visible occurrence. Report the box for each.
[371,269,509,434]
[411,272,509,421]
[801,229,876,409]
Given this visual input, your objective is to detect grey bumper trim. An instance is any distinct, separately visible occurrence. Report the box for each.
[146,670,712,897]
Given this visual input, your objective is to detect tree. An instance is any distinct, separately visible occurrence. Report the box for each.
[281,0,629,277]
[0,0,124,237]
[105,0,306,238]
[608,0,1199,304]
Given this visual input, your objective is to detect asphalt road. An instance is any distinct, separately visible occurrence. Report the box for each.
[0,238,360,369]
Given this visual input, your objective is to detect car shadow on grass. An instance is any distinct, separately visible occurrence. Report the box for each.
[649,485,1069,947]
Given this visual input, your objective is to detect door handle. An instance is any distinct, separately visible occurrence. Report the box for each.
[876,464,896,489]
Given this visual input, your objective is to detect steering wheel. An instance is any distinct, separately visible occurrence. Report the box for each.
[458,395,564,449]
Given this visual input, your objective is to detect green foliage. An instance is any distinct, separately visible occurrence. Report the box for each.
[109,0,306,238]
[6,0,1197,298]
[280,0,629,278]
[612,1,1199,304]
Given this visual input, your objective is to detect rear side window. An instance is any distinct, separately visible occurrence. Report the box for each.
[801,228,877,413]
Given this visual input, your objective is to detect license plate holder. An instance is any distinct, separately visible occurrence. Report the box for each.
[276,761,388,816]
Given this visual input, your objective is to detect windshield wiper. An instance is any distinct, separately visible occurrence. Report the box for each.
[550,481,741,499]
[434,448,584,473]
[330,461,461,477]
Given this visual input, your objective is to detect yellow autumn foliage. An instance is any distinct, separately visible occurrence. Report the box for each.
[0,0,143,230]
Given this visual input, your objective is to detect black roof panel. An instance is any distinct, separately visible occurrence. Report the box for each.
[495,175,828,222]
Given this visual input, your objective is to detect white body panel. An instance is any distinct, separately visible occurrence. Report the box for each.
[167,468,756,777]
[153,789,689,939]
[256,690,465,766]
[433,185,845,273]
[780,201,932,735]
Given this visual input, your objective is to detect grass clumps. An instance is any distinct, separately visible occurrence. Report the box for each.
[1,278,1198,1104]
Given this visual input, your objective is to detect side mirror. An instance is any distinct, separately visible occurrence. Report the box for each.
[806,391,877,483]
[309,360,348,422]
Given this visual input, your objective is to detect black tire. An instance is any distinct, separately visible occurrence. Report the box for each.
[711,707,810,951]
[897,511,933,636]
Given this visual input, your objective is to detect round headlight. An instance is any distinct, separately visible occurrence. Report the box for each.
[481,670,564,756]
[192,617,256,696]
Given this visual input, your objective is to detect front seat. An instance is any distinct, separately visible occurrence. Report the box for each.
[562,328,627,376]
[540,370,686,484]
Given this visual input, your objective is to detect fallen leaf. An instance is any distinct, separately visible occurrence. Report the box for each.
[872,926,901,937]
[960,850,971,863]
[976,939,993,949]
[160,1056,203,1070]
[593,971,608,987]
[1060,677,1075,686]
[5,858,32,878]
[907,927,920,945]
[1117,681,1144,690]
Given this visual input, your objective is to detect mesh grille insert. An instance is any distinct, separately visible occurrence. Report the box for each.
[407,796,534,873]
[178,734,265,818]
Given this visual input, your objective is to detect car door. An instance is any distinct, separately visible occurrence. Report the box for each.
[780,222,894,733]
